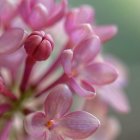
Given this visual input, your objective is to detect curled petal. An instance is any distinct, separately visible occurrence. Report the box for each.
[69,24,93,45]
[59,111,100,139]
[65,5,95,33]
[44,84,72,120]
[0,28,26,55]
[24,112,46,137]
[69,78,96,99]
[46,0,68,27]
[28,3,48,29]
[85,63,118,85]
[94,25,118,43]
[73,35,101,64]
[0,120,12,140]
[61,49,73,76]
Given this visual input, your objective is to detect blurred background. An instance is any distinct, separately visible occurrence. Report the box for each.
[70,0,140,140]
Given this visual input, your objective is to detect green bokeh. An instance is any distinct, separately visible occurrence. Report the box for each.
[70,0,140,140]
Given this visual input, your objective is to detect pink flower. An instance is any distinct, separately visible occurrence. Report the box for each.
[65,5,117,43]
[61,36,118,98]
[19,0,67,30]
[24,84,100,139]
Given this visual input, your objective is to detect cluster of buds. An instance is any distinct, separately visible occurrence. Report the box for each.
[0,0,130,140]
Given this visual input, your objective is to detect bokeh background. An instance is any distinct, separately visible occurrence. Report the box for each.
[69,0,140,140]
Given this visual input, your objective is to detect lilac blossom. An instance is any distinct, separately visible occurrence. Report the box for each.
[0,1,130,140]
[61,36,118,98]
[24,84,100,139]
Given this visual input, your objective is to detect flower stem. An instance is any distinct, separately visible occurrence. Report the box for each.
[20,56,36,92]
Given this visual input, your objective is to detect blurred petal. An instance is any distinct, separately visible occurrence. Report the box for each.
[65,5,95,33]
[0,28,26,55]
[85,63,118,85]
[44,84,72,120]
[24,112,46,137]
[94,25,118,43]
[0,120,12,140]
[0,104,11,116]
[73,35,101,64]
[28,3,48,29]
[59,111,100,139]
[69,78,96,98]
[99,86,130,113]
[46,0,67,27]
[61,49,73,76]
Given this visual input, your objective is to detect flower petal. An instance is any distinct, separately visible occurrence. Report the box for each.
[28,3,49,29]
[0,28,26,55]
[61,49,73,76]
[99,86,130,113]
[84,63,118,85]
[94,25,118,43]
[69,24,93,45]
[0,120,12,140]
[24,112,46,137]
[73,35,101,64]
[44,84,72,120]
[65,5,95,33]
[46,0,67,27]
[59,111,100,139]
[68,78,96,99]
[47,132,64,140]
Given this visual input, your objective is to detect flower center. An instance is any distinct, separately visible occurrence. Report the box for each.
[45,120,54,129]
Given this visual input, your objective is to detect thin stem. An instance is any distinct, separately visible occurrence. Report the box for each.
[35,73,68,97]
[20,56,36,92]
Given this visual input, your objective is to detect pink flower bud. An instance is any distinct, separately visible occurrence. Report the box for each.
[24,31,54,61]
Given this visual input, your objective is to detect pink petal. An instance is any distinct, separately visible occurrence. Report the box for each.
[46,0,67,27]
[65,5,95,33]
[0,28,26,55]
[94,25,118,43]
[0,120,12,140]
[73,35,101,64]
[99,86,130,113]
[68,78,96,99]
[84,63,118,85]
[0,0,16,25]
[28,3,49,29]
[24,112,46,137]
[61,49,73,76]
[47,132,64,140]
[44,84,72,120]
[59,111,100,139]
[69,24,93,45]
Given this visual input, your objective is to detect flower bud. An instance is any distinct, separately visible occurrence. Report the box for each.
[24,31,54,61]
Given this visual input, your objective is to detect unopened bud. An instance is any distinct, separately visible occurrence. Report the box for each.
[24,31,54,61]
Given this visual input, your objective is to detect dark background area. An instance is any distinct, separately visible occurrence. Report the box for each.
[70,0,140,140]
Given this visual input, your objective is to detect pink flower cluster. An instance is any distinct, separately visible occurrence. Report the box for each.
[0,0,130,140]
